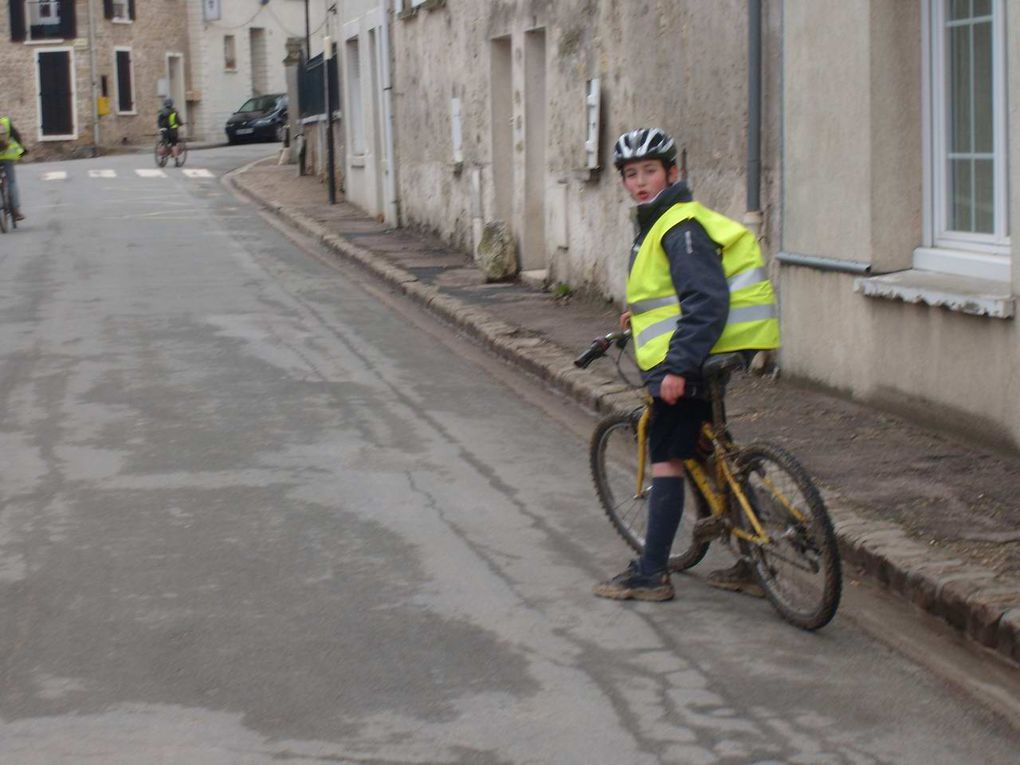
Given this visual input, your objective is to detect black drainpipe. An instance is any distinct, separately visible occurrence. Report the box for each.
[747,0,763,216]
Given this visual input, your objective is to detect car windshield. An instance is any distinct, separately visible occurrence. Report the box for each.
[236,96,279,113]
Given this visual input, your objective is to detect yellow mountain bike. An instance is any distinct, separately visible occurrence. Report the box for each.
[575,331,842,630]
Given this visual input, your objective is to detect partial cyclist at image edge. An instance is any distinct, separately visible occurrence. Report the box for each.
[593,127,780,602]
[0,115,27,221]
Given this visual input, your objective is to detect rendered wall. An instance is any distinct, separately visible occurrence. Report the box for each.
[389,0,781,300]
[781,0,1020,449]
[188,0,324,143]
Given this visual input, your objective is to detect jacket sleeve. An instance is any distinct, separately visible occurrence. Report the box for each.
[659,220,730,378]
[10,124,23,144]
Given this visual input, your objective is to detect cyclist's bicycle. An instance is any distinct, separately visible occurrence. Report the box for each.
[576,330,842,630]
[154,129,187,168]
[0,162,16,233]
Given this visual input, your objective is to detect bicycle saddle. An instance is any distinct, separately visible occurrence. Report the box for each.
[702,352,748,381]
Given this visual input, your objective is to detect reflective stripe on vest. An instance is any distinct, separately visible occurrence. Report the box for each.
[626,199,781,371]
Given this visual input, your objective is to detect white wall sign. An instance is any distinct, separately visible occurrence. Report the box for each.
[203,0,221,22]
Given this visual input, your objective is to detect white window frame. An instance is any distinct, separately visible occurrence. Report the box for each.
[112,0,131,23]
[345,35,365,157]
[113,46,137,115]
[223,34,237,71]
[918,0,1010,282]
[33,46,78,141]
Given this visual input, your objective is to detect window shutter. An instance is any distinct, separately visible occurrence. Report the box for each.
[59,0,77,39]
[128,0,135,20]
[103,0,113,19]
[9,0,26,42]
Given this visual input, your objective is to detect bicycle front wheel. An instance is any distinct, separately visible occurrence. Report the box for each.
[733,443,842,630]
[590,412,710,572]
[155,141,168,168]
[174,141,188,168]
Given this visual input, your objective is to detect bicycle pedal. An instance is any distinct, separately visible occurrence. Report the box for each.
[692,516,727,543]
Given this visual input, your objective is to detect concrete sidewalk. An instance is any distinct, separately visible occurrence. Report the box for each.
[228,159,1020,665]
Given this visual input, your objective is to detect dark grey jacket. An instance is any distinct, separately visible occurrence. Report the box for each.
[629,182,730,397]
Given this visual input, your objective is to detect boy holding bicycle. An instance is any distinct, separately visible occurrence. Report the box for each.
[593,128,780,602]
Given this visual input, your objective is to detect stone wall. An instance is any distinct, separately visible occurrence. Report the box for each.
[389,0,781,300]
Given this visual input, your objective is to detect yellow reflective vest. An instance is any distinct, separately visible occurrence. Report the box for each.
[0,117,25,161]
[626,200,780,372]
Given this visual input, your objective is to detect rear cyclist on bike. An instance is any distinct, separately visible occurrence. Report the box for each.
[0,115,27,221]
[593,128,780,602]
[157,98,181,149]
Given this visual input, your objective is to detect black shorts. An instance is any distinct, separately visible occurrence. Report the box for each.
[648,396,713,463]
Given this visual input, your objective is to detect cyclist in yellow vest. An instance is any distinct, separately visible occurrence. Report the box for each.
[594,128,780,602]
[157,98,181,147]
[0,116,27,221]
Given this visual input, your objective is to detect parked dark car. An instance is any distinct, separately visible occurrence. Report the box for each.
[225,94,288,144]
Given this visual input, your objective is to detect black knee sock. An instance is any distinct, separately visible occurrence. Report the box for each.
[640,476,685,575]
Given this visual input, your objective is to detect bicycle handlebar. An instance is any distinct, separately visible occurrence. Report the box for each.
[574,330,631,369]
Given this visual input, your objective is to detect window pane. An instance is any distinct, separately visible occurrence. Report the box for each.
[949,25,972,152]
[950,158,973,231]
[972,20,993,152]
[949,0,972,21]
[973,0,991,17]
[974,159,994,233]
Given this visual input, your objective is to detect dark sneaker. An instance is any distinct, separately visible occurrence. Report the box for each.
[13,211,25,221]
[705,559,765,598]
[593,561,674,602]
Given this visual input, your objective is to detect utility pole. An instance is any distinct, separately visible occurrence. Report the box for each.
[323,35,337,204]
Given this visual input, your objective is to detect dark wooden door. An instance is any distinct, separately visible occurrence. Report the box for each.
[38,50,73,136]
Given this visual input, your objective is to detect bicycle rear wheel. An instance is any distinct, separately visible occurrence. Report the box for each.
[174,140,188,168]
[590,412,710,572]
[732,442,841,630]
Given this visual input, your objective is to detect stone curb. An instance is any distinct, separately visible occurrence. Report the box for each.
[226,166,1020,667]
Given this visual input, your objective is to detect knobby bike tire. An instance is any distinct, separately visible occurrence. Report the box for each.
[731,442,841,630]
[590,412,711,572]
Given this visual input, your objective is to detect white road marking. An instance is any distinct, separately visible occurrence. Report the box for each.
[135,169,167,178]
[42,171,67,181]
[182,169,214,178]
[88,169,117,178]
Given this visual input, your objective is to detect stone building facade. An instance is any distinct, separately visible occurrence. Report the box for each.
[1,0,189,157]
[386,0,781,300]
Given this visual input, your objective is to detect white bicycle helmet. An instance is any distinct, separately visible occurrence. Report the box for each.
[613,128,677,169]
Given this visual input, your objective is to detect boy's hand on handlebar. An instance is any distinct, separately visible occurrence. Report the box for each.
[619,311,631,331]
[660,374,686,405]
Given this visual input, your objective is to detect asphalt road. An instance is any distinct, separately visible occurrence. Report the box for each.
[0,146,1015,764]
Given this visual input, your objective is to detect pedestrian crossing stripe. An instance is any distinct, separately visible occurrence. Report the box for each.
[41,168,216,180]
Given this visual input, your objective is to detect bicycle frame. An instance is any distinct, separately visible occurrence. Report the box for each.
[632,400,807,548]
[581,328,807,550]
